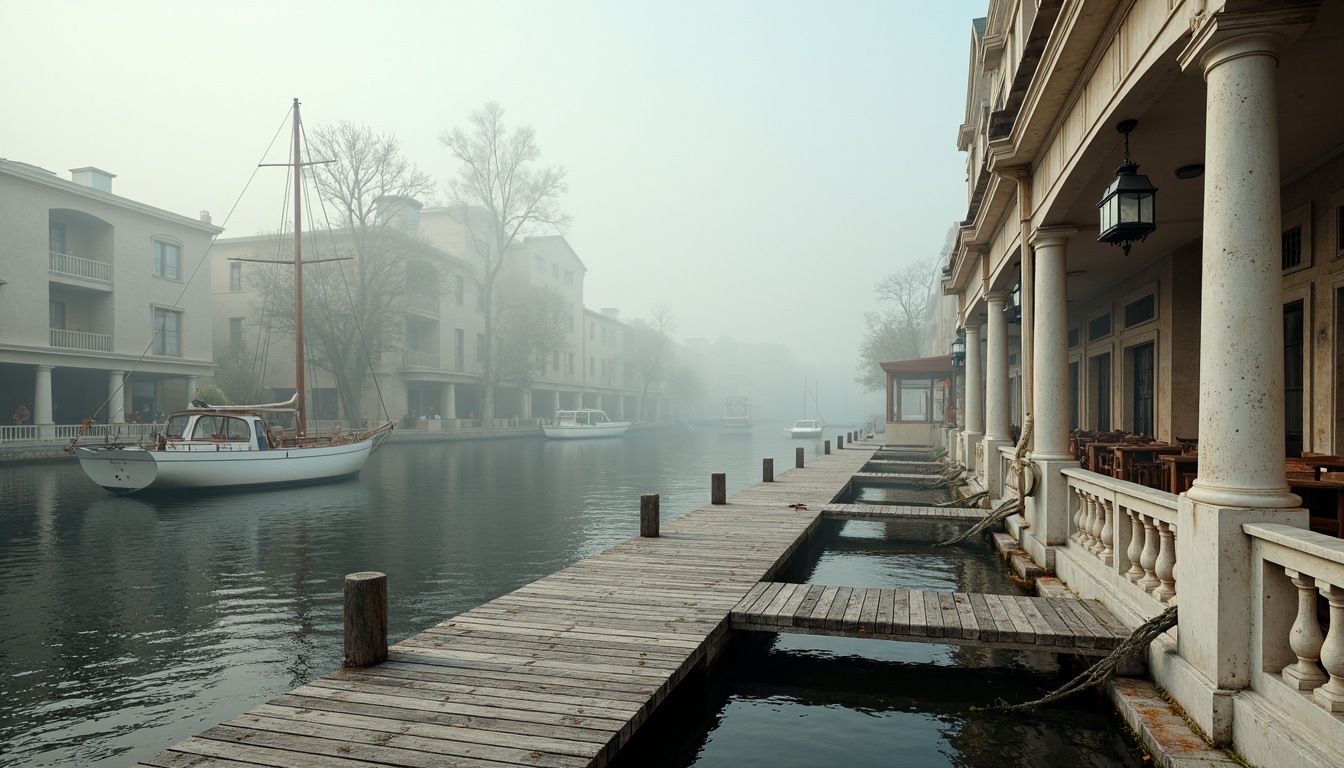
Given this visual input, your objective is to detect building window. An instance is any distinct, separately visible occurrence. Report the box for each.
[1282,225,1303,271]
[535,255,545,273]
[565,352,574,374]
[893,378,948,423]
[1123,294,1155,328]
[455,328,465,369]
[454,275,465,306]
[1088,313,1112,342]
[154,308,181,356]
[49,300,66,329]
[567,305,574,331]
[229,262,242,292]
[228,317,244,346]
[476,333,485,362]
[553,350,559,371]
[589,356,595,376]
[1067,326,1080,349]
[552,264,560,279]
[49,221,66,254]
[1336,203,1344,259]
[475,281,484,312]
[564,269,573,286]
[154,240,181,280]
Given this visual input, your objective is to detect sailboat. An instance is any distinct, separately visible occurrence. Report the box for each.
[74,100,394,494]
[785,380,825,439]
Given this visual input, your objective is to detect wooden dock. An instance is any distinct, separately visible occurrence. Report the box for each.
[730,582,1132,655]
[132,440,1132,768]
[134,444,878,768]
[821,502,987,522]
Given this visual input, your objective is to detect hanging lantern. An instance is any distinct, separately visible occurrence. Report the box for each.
[950,334,966,368]
[1005,277,1022,325]
[1097,119,1158,256]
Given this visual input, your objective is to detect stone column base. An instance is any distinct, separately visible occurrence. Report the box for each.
[979,438,1012,497]
[961,431,982,473]
[1022,457,1079,571]
[1174,497,1307,741]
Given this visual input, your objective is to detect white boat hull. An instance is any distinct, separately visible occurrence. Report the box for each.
[76,438,376,494]
[786,428,824,439]
[541,422,631,439]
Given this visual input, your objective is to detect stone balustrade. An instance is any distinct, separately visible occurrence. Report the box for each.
[1245,523,1344,718]
[1063,468,1178,606]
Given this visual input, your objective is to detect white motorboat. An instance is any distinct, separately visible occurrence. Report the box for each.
[785,419,824,439]
[542,409,631,439]
[75,99,394,494]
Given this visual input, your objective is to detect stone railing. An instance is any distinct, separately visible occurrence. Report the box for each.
[401,350,440,368]
[1245,523,1344,720]
[55,423,164,441]
[1063,468,1179,606]
[0,425,39,442]
[997,445,1015,498]
[50,328,113,352]
[49,251,113,282]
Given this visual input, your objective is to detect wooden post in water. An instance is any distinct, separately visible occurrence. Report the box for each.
[837,434,844,449]
[344,572,387,668]
[824,440,831,455]
[763,458,774,482]
[796,446,805,468]
[711,473,726,505]
[640,493,660,537]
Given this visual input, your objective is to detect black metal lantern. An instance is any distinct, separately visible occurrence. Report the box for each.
[1005,277,1022,325]
[950,334,966,368]
[1097,119,1157,256]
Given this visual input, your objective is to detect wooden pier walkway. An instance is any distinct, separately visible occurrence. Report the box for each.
[134,444,879,768]
[730,582,1131,655]
[133,441,1132,768]
[821,502,987,523]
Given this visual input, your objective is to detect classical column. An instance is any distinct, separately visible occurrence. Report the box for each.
[185,375,198,405]
[34,365,53,424]
[445,383,457,419]
[107,371,126,424]
[522,389,532,419]
[1031,227,1076,461]
[1173,11,1315,742]
[983,292,1011,442]
[964,324,984,437]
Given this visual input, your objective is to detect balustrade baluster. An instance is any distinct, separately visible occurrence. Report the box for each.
[1281,570,1327,690]
[1314,582,1344,713]
[1125,508,1145,583]
[1071,488,1085,543]
[1079,493,1096,551]
[1099,498,1114,566]
[1089,494,1105,555]
[1139,516,1161,594]
[1153,521,1176,602]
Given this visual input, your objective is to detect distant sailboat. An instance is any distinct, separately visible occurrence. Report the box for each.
[785,380,825,438]
[74,99,393,494]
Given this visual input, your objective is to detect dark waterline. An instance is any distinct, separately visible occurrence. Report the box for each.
[0,429,1142,767]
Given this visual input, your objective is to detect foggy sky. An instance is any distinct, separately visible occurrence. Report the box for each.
[1,0,981,418]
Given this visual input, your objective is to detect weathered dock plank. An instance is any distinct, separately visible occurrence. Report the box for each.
[135,446,878,768]
[731,583,1130,655]
[822,502,988,522]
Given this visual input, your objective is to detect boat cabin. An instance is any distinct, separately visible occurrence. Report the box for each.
[160,410,277,451]
[553,409,612,426]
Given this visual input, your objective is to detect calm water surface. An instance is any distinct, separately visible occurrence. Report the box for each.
[0,428,1142,767]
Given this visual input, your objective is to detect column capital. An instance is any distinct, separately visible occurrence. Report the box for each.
[36,364,54,372]
[1178,6,1317,76]
[985,291,1009,306]
[1030,225,1078,248]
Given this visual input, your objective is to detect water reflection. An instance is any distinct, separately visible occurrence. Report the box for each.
[1,425,822,767]
[610,519,1147,768]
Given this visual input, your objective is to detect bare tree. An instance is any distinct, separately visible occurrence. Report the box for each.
[492,278,568,393]
[255,121,439,425]
[626,305,678,421]
[440,102,569,419]
[855,259,936,392]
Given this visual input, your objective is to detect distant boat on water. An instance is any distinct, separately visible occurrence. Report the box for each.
[722,397,752,429]
[542,409,631,439]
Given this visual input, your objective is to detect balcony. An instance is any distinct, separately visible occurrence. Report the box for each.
[49,251,112,283]
[406,292,440,317]
[51,328,112,352]
[402,350,440,368]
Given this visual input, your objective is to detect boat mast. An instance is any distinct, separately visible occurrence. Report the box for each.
[291,98,307,436]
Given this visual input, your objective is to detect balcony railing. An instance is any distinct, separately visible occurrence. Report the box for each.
[402,350,440,368]
[1063,468,1180,607]
[50,328,112,352]
[49,251,112,282]
[406,292,440,316]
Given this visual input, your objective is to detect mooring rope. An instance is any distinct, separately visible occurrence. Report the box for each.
[933,496,1021,545]
[933,489,989,508]
[981,604,1178,711]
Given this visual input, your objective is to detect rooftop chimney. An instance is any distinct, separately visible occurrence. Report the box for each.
[69,167,115,193]
[200,210,212,224]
